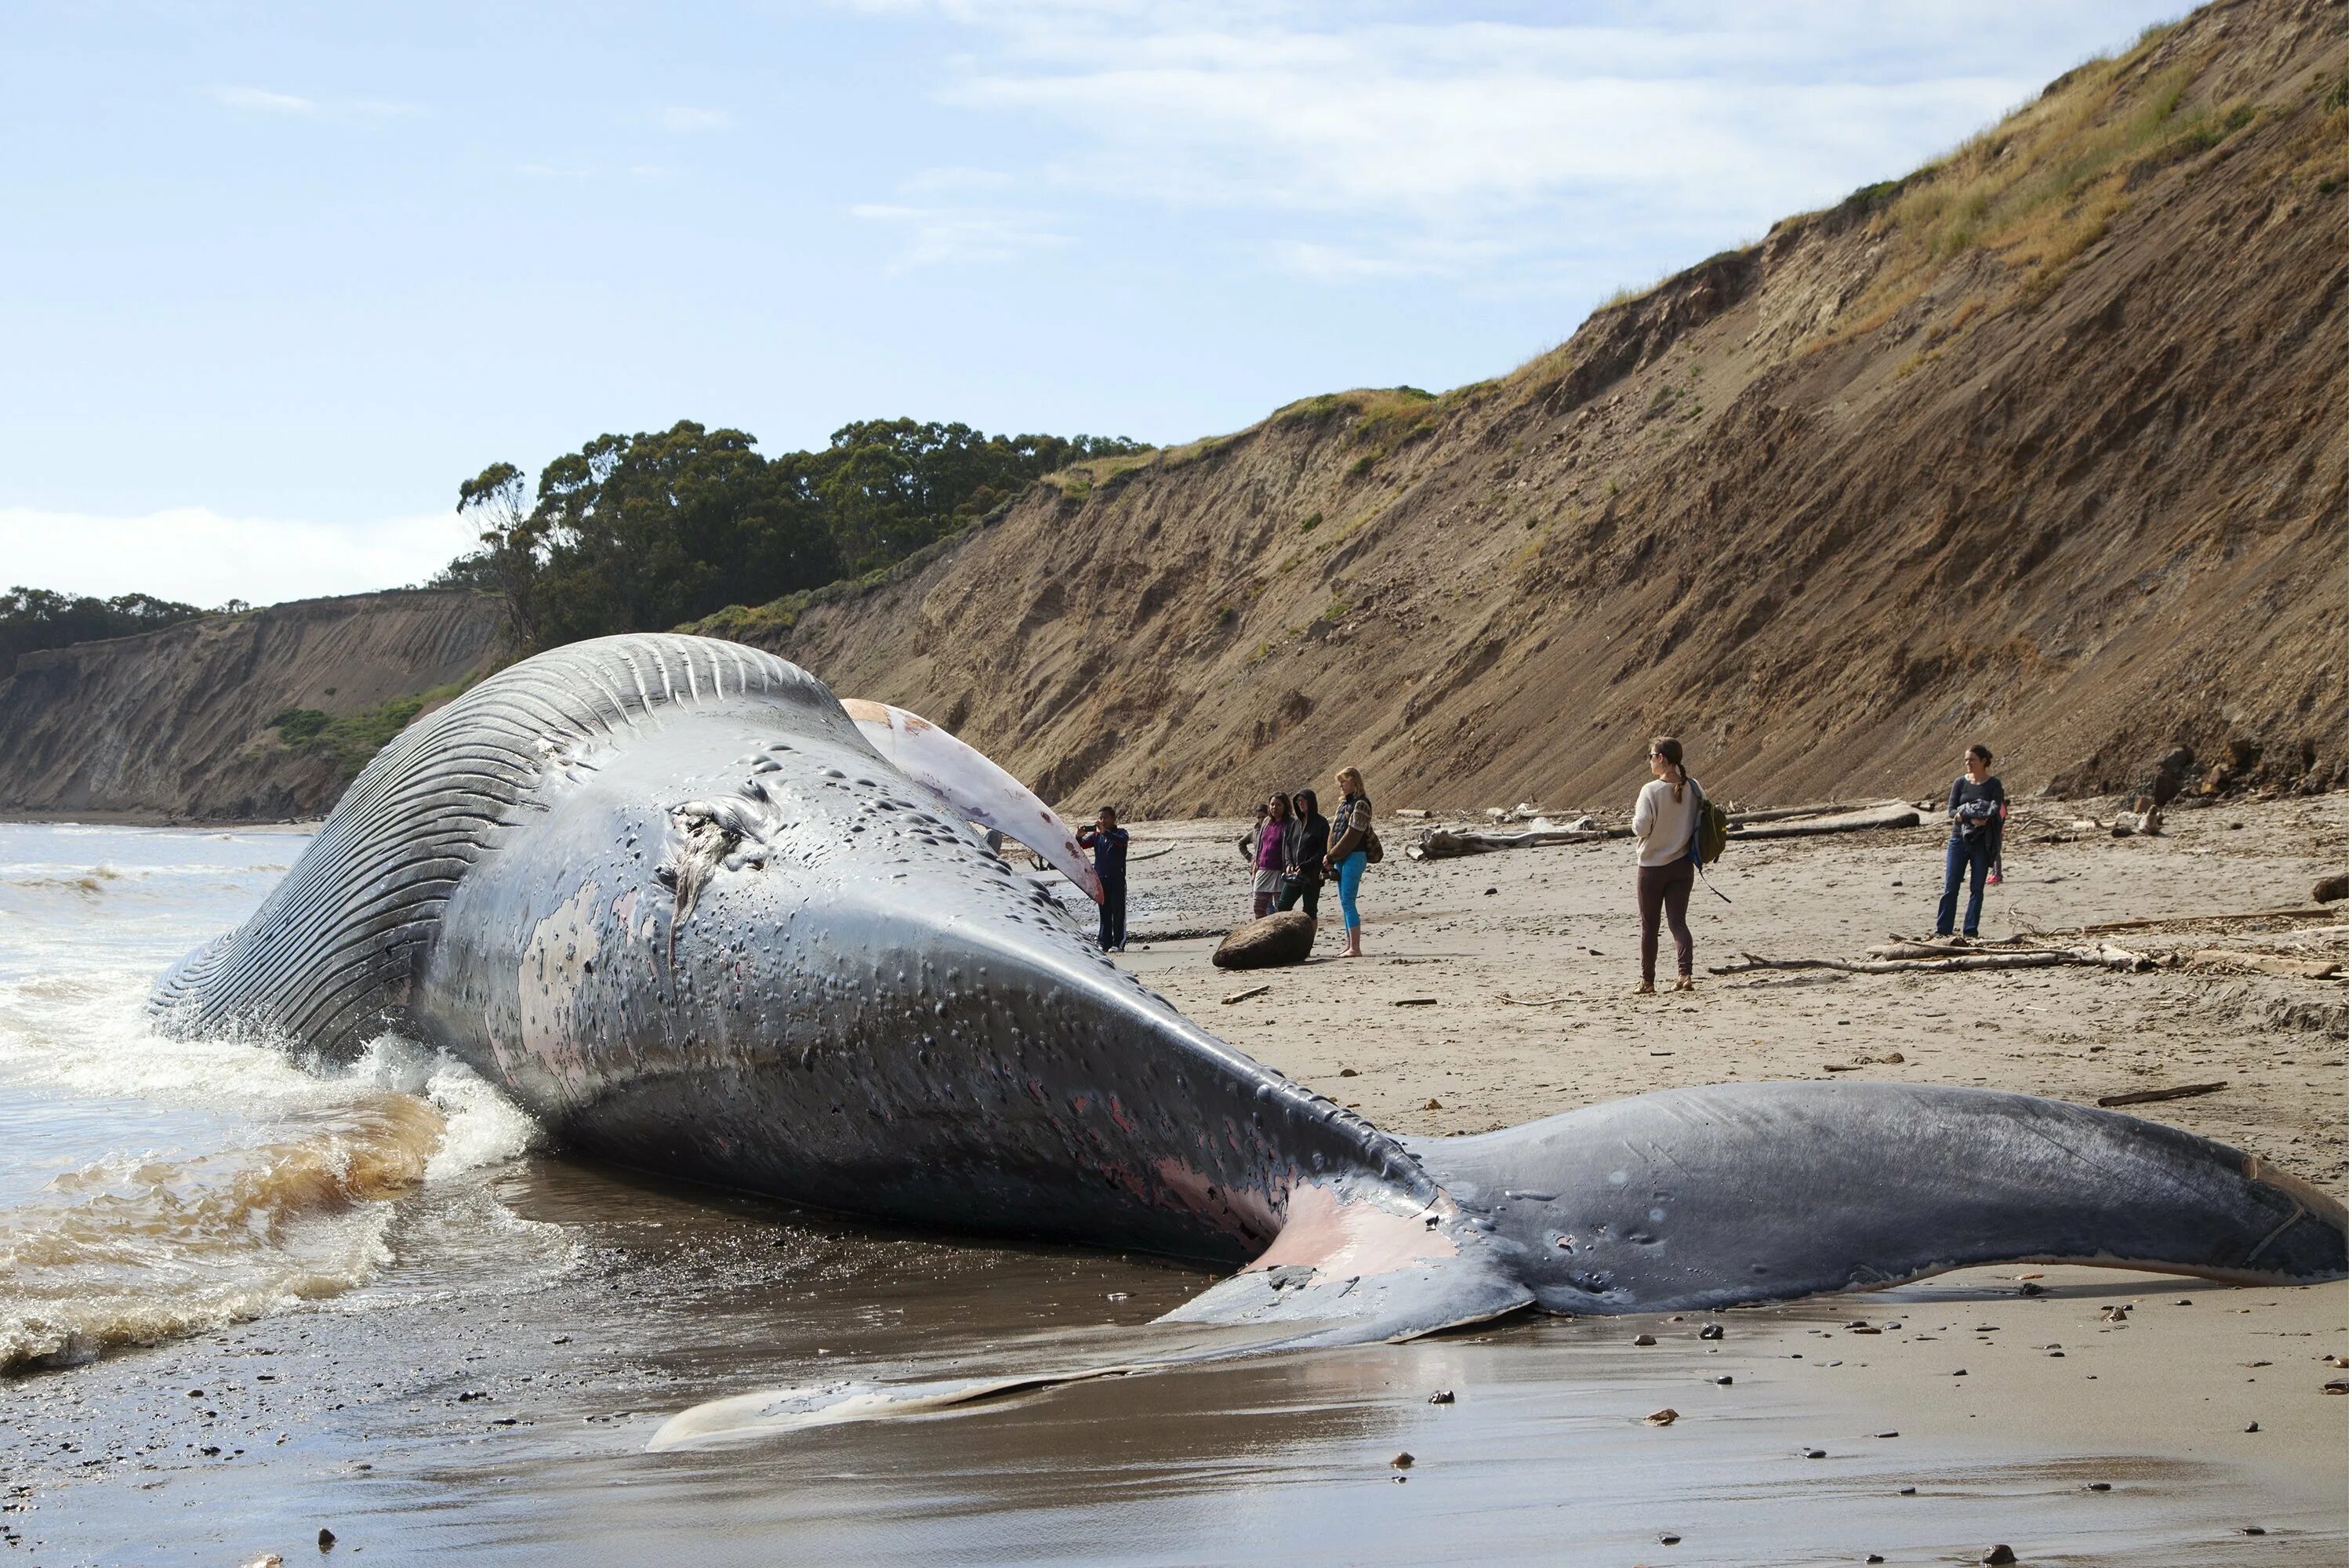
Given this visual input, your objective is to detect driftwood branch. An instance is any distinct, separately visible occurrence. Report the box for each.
[1728,804,1922,840]
[2029,906,2336,937]
[2185,949,2343,979]
[1220,984,1271,1005]
[1708,943,2149,977]
[2096,1081,2227,1109]
[1726,799,1888,828]
[1410,825,1626,859]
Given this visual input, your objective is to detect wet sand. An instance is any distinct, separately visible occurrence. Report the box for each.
[5,795,2347,1565]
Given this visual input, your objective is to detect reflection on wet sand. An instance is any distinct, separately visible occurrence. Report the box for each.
[9,1147,2344,1566]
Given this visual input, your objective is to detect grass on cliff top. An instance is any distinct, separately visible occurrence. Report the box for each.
[267,678,474,776]
[1822,13,2328,329]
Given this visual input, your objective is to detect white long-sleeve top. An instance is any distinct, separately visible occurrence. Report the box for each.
[1632,778,1698,868]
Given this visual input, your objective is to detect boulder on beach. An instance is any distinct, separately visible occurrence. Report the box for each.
[1211,911,1316,969]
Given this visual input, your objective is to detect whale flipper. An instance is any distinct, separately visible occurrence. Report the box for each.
[843,699,1103,902]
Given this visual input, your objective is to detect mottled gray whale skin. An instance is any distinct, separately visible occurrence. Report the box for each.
[154,634,2346,1370]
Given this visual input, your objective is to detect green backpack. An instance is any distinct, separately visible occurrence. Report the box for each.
[1689,782,1730,868]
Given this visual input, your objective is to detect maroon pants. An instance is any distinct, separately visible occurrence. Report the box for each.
[1637,858,1694,984]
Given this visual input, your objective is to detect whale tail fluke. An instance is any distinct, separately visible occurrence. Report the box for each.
[1407,1082,2347,1316]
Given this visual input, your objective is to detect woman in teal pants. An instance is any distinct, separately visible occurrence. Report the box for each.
[1323,765,1374,958]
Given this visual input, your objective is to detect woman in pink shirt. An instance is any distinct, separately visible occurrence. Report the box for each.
[1250,792,1291,918]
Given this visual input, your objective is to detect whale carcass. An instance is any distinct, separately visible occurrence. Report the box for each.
[151,635,2347,1442]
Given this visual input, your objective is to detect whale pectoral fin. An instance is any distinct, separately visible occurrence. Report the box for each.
[1156,1179,1532,1346]
[1409,1083,2349,1316]
[844,698,1105,903]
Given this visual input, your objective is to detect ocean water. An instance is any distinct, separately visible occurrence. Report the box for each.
[0,821,550,1371]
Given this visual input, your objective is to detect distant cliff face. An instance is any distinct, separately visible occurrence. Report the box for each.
[0,591,510,822]
[723,0,2348,815]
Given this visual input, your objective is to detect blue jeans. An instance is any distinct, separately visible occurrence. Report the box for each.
[1334,851,1367,930]
[1936,835,1993,936]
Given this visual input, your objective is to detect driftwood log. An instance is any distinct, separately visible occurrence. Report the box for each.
[1709,944,2151,977]
[1728,803,1922,840]
[1411,825,1625,859]
[2185,949,2344,980]
[1726,800,1886,827]
[2096,1081,2227,1109]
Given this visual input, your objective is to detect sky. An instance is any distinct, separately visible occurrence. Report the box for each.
[0,0,2185,608]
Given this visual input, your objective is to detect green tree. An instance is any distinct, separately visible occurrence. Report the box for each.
[434,416,1146,650]
[0,586,206,679]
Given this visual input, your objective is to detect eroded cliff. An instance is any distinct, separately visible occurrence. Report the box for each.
[717,0,2348,815]
[0,590,510,821]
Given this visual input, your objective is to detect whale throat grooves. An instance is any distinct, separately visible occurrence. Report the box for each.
[148,635,849,1058]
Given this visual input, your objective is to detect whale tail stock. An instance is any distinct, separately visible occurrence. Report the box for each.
[648,1082,2345,1448]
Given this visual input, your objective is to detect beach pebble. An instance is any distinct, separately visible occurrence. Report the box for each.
[1423,1098,1443,1110]
[2240,1526,2267,1536]
[1698,1323,1724,1341]
[1633,1333,1657,1346]
[1981,1548,2016,1566]
[2325,1379,2349,1395]
[1801,1448,1826,1459]
[1391,1452,1414,1469]
[2244,1421,2261,1432]
[1898,1486,1916,1496]
[1867,1556,1886,1564]
[318,1527,336,1550]
[1338,1068,1358,1077]
[1712,1376,1733,1385]
[2085,1482,2111,1491]
[1657,1534,1681,1545]
[1643,1409,1679,1426]
[1428,1389,1454,1404]
[1875,1431,1898,1439]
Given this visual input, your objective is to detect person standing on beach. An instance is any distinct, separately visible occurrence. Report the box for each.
[1936,743,2007,941]
[1250,792,1291,918]
[1323,766,1374,959]
[1278,788,1329,931]
[1632,736,1700,994]
[1077,808,1130,953]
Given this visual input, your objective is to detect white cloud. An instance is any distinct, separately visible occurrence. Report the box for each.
[0,507,479,609]
[851,202,1070,271]
[209,85,420,119]
[874,2,2141,284]
[211,85,317,114]
[657,105,731,132]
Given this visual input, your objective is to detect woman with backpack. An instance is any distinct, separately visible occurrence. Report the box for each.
[1632,735,1702,994]
[1323,766,1377,959]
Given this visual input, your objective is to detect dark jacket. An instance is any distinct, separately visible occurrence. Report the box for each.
[1947,774,2006,858]
[1283,811,1330,883]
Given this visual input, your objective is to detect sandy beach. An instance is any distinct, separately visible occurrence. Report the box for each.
[2,794,2345,1566]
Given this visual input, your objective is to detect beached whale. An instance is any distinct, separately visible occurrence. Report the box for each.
[151,634,2347,1442]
